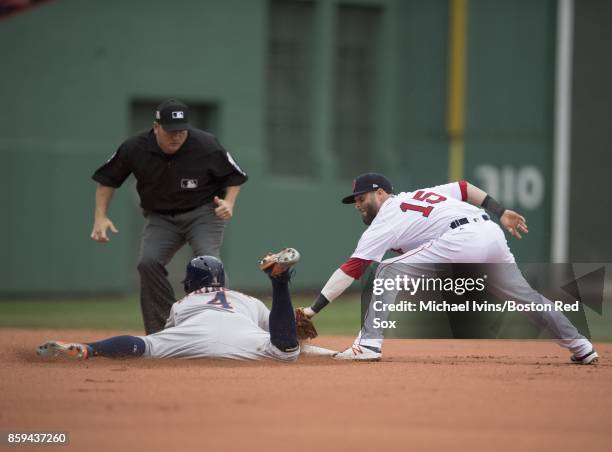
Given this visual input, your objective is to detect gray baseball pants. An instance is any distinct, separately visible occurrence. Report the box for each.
[137,203,225,334]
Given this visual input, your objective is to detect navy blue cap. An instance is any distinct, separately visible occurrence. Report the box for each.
[155,99,190,131]
[342,173,394,204]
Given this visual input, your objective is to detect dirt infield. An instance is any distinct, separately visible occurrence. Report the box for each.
[1,329,611,452]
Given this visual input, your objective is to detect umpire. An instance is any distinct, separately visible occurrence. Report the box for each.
[90,99,248,334]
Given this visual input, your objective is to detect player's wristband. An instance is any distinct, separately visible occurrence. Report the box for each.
[310,293,330,314]
[481,195,506,219]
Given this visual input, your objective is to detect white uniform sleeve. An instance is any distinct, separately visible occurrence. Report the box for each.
[321,268,355,302]
[422,182,464,201]
[351,218,398,262]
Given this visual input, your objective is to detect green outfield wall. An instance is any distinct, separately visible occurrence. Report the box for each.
[0,0,570,294]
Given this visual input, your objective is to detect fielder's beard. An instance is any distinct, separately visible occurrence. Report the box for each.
[361,204,379,225]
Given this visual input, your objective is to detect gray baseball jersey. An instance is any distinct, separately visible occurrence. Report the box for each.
[139,288,300,361]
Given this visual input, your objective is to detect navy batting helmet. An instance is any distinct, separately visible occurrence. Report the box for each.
[183,256,225,293]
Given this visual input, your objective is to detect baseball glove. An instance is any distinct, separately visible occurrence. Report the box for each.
[295,308,318,340]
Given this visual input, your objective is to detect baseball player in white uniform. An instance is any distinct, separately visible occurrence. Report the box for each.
[301,173,598,364]
[38,250,335,362]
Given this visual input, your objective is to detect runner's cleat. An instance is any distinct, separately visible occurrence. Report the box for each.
[37,341,89,360]
[258,248,300,277]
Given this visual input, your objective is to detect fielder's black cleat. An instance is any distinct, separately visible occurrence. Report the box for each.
[570,350,599,365]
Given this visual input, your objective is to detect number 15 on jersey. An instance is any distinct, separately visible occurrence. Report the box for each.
[400,191,447,217]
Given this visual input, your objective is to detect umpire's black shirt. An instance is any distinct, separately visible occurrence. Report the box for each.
[92,128,248,214]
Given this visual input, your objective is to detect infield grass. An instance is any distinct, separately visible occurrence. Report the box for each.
[2,295,611,341]
[0,295,362,336]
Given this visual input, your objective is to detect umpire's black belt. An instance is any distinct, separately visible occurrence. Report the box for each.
[450,214,490,229]
[151,205,200,216]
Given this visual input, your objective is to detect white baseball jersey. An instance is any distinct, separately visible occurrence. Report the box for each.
[322,181,490,300]
[139,288,299,361]
[352,182,483,261]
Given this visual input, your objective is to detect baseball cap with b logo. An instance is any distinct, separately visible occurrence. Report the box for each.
[155,99,190,131]
[341,173,394,204]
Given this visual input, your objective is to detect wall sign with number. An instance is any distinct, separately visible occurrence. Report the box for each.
[474,165,544,209]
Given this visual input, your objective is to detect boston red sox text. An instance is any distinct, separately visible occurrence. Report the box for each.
[371,300,580,313]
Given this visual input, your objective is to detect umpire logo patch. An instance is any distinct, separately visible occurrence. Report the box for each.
[181,179,198,189]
